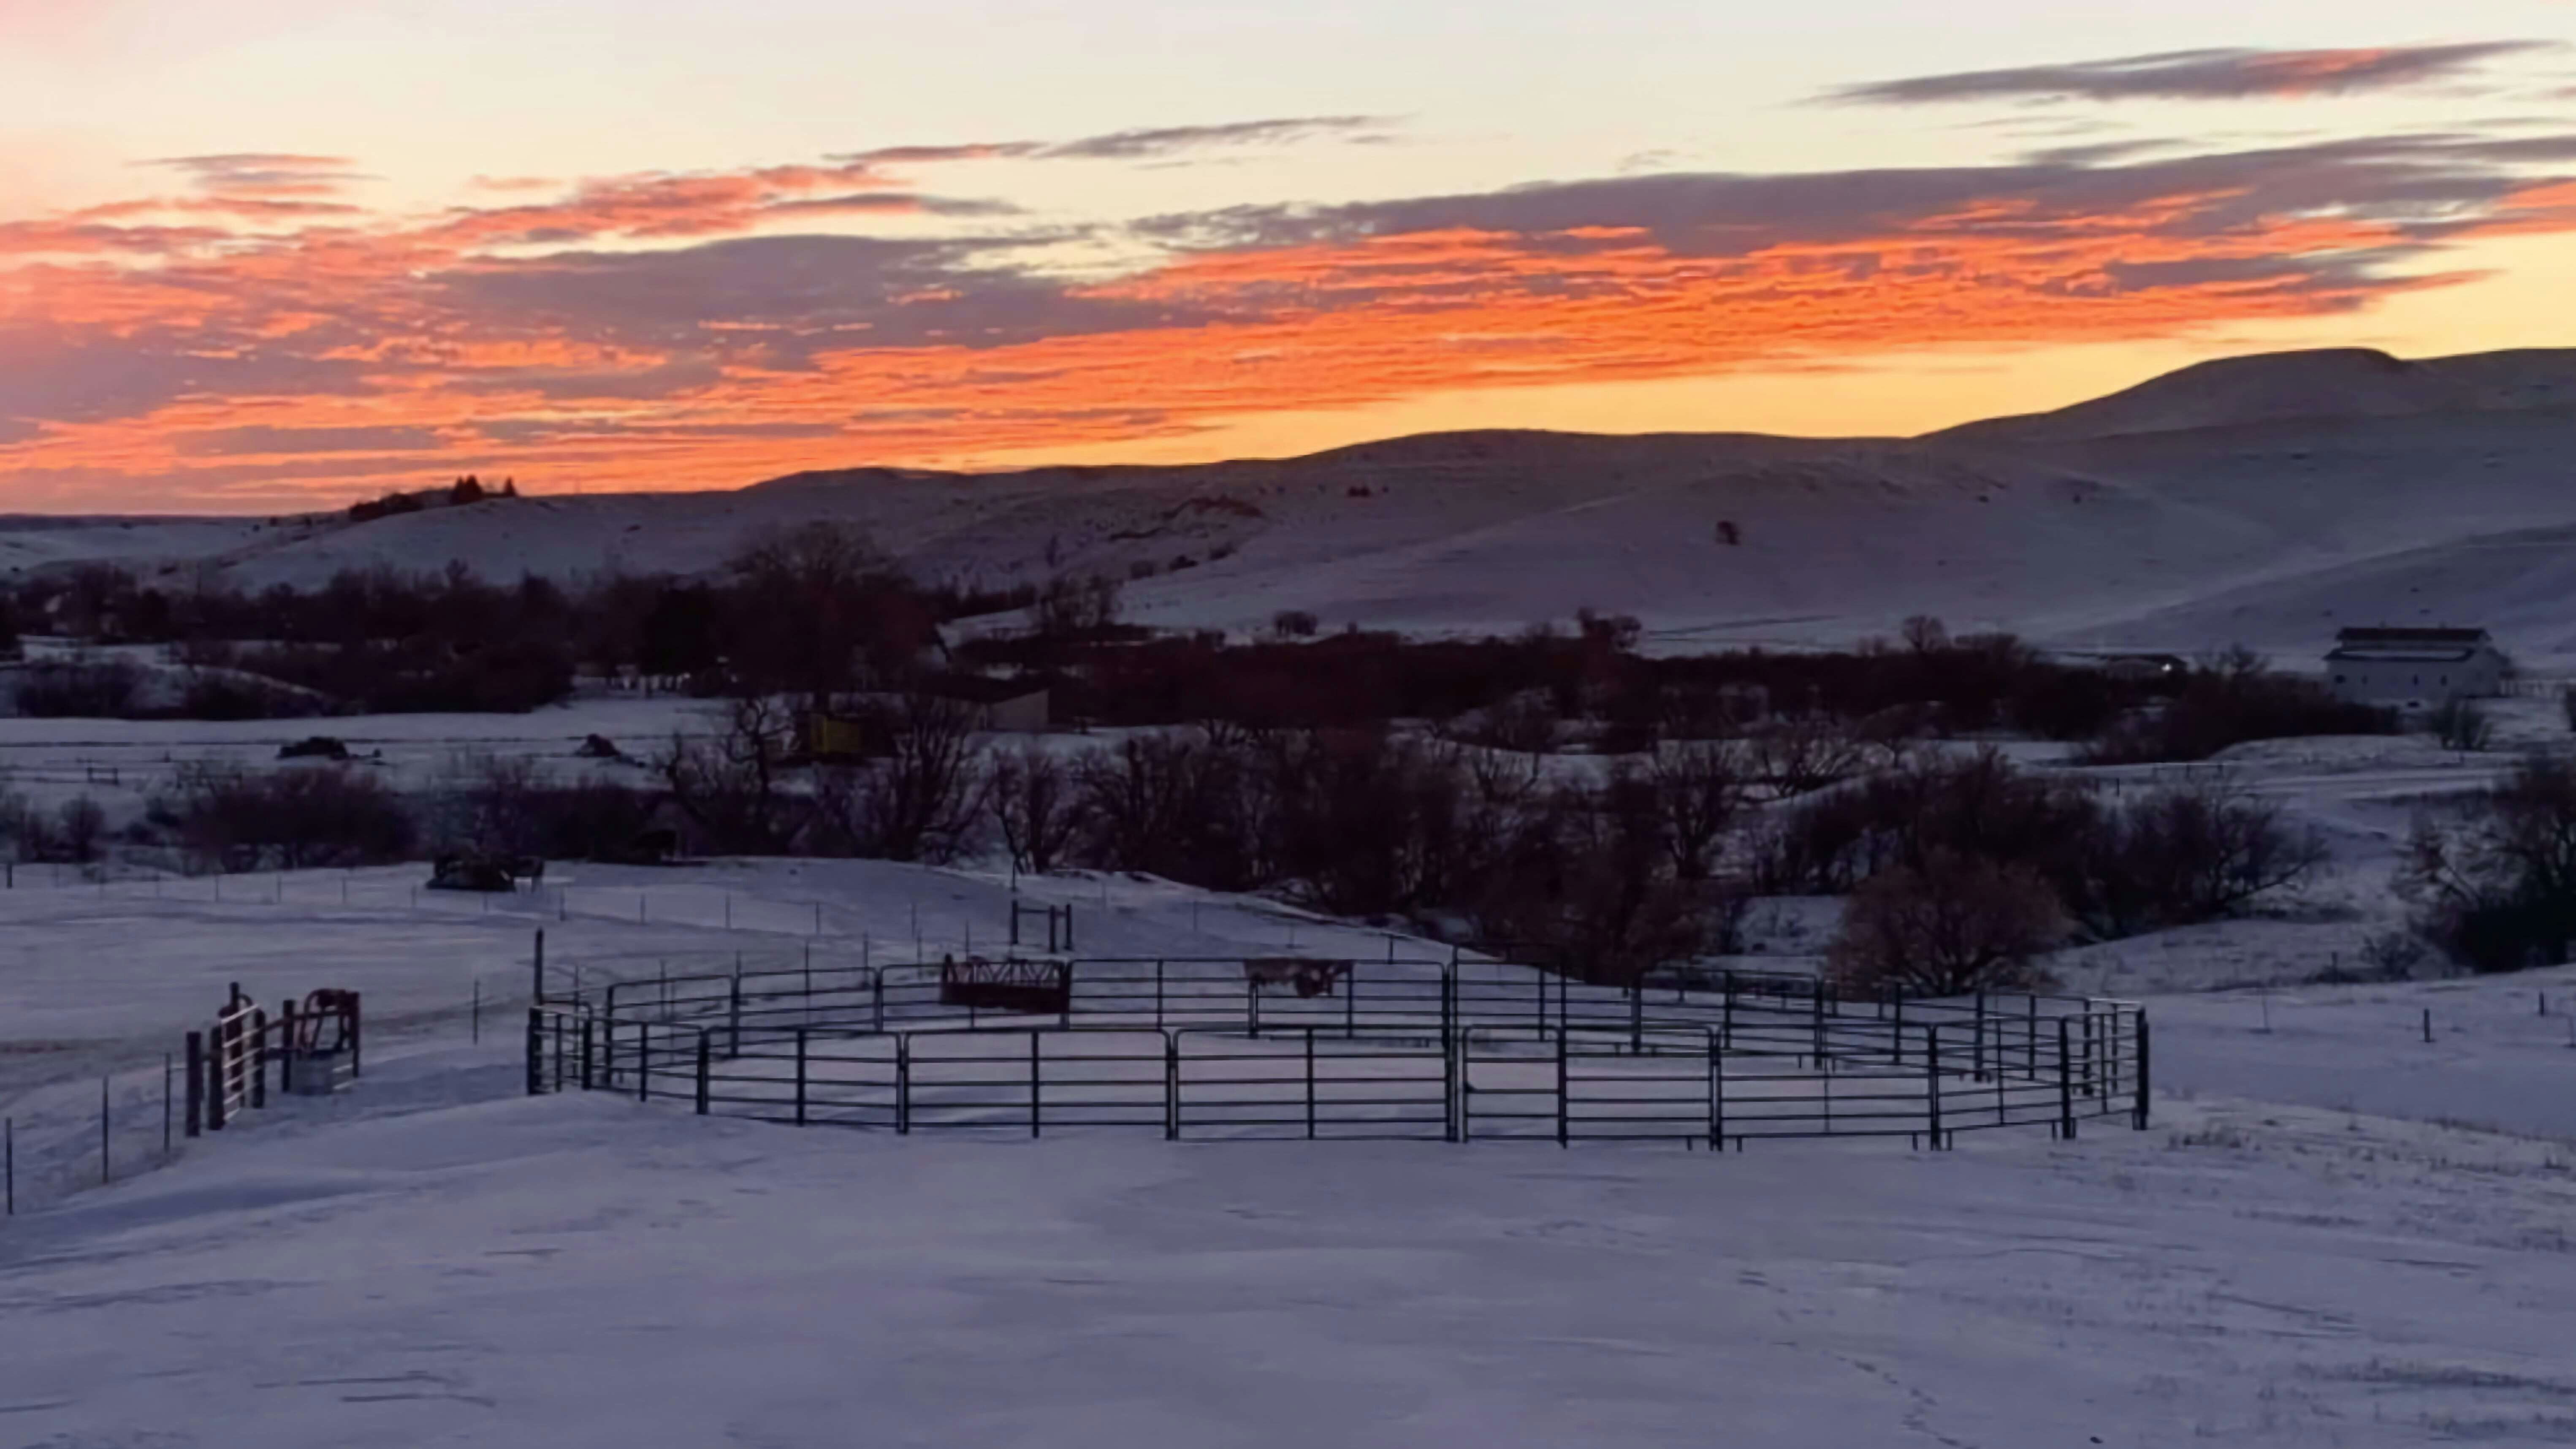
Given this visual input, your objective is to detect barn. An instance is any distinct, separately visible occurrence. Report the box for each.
[2324,627,2507,708]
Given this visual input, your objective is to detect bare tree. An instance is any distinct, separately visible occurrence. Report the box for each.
[658,694,805,854]
[1750,716,1865,796]
[811,693,990,863]
[989,743,1082,875]
[1650,739,1748,881]
[1901,614,1950,655]
[1827,852,2066,996]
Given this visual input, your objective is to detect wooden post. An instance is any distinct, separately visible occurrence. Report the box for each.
[525,1009,544,1096]
[1924,1026,1943,1151]
[580,1016,596,1091]
[1164,1034,1180,1141]
[250,1009,267,1110]
[533,928,546,1006]
[185,1031,204,1137]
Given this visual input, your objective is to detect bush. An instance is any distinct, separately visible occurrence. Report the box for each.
[13,657,143,717]
[1752,751,2323,939]
[2081,657,2395,764]
[160,762,418,872]
[1826,852,2067,997]
[2400,755,2576,972]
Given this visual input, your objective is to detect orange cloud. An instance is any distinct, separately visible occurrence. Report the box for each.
[2,127,2571,509]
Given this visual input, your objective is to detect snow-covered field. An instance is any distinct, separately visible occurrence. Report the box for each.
[5,845,2576,1444]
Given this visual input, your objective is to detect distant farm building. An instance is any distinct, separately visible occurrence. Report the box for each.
[803,677,1051,760]
[2325,627,2506,708]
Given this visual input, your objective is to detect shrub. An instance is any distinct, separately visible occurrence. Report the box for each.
[161,762,417,872]
[2400,755,2576,972]
[1826,852,2067,997]
[2081,657,2395,764]
[13,656,143,717]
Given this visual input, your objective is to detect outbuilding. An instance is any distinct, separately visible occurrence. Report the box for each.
[2324,627,2506,708]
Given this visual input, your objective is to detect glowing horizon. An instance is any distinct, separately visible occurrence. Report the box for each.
[3,3,2572,512]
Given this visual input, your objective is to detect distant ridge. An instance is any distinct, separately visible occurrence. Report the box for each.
[10,345,2576,659]
[1936,347,2576,446]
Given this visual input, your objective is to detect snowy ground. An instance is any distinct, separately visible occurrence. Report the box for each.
[6,856,2576,1443]
[5,1039,2576,1447]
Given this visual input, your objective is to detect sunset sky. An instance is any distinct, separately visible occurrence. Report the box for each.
[3,1,2572,511]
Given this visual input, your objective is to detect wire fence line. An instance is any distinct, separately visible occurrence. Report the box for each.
[529,957,2148,1151]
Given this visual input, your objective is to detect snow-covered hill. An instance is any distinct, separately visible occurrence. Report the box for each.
[13,347,2576,660]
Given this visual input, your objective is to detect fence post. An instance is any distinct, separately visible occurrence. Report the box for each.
[895,1034,911,1135]
[2132,1013,2151,1130]
[2057,1018,2076,1141]
[206,1021,227,1132]
[728,972,743,1058]
[185,1031,204,1138]
[794,1028,808,1126]
[1708,1031,1725,1153]
[533,928,546,1006]
[1558,1026,1570,1148]
[348,993,362,1078]
[525,1009,544,1096]
[1891,991,1904,1065]
[1155,959,1165,1031]
[553,1012,567,1093]
[872,969,885,1035]
[250,1009,267,1110]
[1722,973,1735,1051]
[1164,1034,1180,1141]
[639,1024,652,1103]
[1629,983,1643,1057]
[1924,1026,1943,1151]
[1810,981,1826,1066]
[1304,1028,1316,1141]
[1029,1033,1041,1140]
[580,1016,596,1091]
[1973,992,1988,1081]
[694,1031,711,1115]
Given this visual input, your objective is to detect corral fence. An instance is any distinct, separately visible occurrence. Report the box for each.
[526,954,2145,1150]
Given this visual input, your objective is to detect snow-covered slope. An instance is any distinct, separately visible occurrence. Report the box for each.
[14,348,2576,659]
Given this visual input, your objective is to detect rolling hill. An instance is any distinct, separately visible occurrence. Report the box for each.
[10,346,2576,662]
